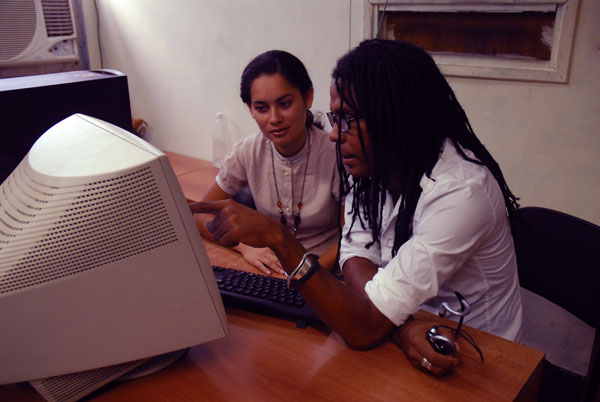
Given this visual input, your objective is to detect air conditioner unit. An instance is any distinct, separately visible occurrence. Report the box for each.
[0,0,79,67]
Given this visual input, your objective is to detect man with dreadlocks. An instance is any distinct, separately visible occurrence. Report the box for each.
[191,39,523,376]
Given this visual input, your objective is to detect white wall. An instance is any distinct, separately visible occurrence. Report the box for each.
[89,0,350,152]
[446,0,600,225]
[89,0,599,225]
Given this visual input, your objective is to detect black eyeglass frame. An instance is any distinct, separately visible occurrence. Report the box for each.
[326,112,361,133]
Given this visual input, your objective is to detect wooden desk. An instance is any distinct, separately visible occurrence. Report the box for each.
[0,305,543,402]
[0,152,545,402]
[165,151,219,202]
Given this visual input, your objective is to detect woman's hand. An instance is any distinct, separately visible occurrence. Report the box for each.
[233,243,284,275]
[391,318,460,376]
[189,199,303,273]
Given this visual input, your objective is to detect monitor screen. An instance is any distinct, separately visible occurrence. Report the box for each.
[0,114,227,401]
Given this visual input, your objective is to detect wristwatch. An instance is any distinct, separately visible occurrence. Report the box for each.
[285,253,320,289]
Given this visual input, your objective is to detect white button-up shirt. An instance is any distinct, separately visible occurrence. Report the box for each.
[340,140,522,341]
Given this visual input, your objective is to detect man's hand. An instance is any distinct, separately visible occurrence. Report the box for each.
[391,318,460,376]
[190,200,280,248]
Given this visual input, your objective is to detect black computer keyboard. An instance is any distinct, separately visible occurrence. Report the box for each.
[212,265,323,329]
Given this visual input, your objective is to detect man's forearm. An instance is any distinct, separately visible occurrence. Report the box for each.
[297,267,395,350]
[341,256,379,297]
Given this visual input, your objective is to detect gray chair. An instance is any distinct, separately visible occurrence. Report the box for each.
[511,207,600,402]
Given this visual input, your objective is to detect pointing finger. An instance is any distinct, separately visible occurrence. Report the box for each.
[189,200,227,214]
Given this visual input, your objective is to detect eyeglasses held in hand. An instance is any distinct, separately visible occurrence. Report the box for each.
[327,112,361,133]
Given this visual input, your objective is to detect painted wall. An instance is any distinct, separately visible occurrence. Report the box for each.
[87,0,599,225]
[446,0,599,225]
[87,0,350,151]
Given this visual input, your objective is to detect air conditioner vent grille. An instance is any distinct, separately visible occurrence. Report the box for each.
[0,0,37,60]
[41,0,74,37]
[0,167,179,294]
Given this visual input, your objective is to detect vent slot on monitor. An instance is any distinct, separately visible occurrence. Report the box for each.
[30,358,147,402]
[0,166,178,294]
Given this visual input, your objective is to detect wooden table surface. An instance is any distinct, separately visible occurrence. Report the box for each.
[0,151,545,402]
[1,293,543,402]
[165,151,219,202]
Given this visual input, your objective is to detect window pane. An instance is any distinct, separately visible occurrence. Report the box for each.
[382,11,555,60]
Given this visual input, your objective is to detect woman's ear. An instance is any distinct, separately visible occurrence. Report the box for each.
[247,104,254,118]
[305,87,314,109]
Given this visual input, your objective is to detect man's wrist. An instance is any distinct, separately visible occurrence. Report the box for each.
[267,224,305,273]
[390,316,413,350]
[285,253,320,289]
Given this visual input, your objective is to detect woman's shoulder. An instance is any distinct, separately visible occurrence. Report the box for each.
[309,124,329,138]
[232,131,271,153]
[235,131,265,146]
[309,126,336,152]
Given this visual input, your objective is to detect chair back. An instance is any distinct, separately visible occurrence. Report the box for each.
[511,207,600,329]
[511,206,600,402]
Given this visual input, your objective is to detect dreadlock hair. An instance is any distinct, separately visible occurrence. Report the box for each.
[332,39,520,256]
[240,50,319,129]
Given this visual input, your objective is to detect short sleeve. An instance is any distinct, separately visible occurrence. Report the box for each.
[216,136,251,195]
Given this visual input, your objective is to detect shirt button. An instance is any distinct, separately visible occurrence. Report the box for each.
[286,207,290,212]
[284,171,289,176]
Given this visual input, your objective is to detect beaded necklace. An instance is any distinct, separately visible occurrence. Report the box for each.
[271,131,311,235]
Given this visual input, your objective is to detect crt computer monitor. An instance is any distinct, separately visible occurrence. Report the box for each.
[0,114,228,401]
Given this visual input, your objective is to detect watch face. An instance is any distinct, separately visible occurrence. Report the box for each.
[296,254,315,277]
[289,253,319,288]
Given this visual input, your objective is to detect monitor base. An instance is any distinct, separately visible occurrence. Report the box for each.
[118,348,190,381]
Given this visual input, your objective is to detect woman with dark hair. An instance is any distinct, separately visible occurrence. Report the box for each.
[191,40,522,376]
[194,50,343,274]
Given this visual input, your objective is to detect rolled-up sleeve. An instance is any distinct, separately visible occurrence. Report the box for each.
[365,178,495,326]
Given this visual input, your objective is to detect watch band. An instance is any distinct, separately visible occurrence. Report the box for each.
[285,253,319,289]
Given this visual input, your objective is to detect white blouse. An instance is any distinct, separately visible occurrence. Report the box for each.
[216,126,341,256]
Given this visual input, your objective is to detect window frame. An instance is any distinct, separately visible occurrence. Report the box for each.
[366,0,580,83]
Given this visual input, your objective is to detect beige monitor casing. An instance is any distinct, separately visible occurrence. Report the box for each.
[0,114,227,395]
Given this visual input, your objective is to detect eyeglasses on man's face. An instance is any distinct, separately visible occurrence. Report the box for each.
[327,112,360,133]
